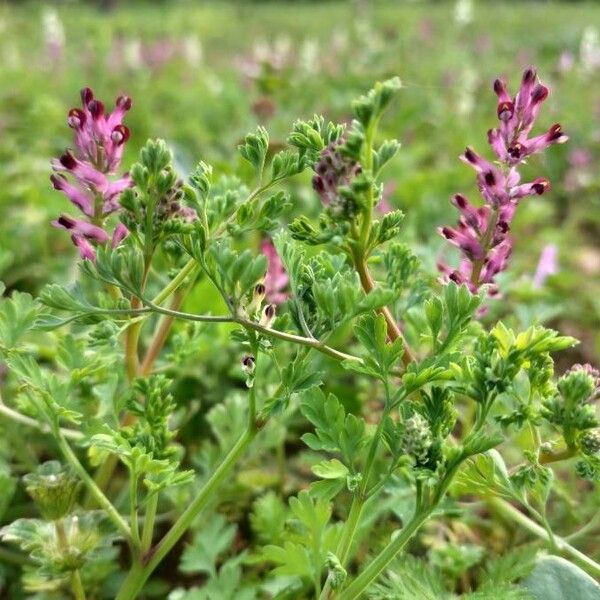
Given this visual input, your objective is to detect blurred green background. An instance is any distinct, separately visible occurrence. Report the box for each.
[0,0,599,363]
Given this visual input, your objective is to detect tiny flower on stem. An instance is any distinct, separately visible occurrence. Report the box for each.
[439,67,567,296]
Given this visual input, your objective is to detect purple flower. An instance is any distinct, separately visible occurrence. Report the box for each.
[439,68,567,296]
[261,239,289,305]
[312,139,361,213]
[51,88,132,260]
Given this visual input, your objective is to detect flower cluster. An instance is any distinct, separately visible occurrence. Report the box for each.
[312,139,362,215]
[438,67,568,296]
[51,87,133,260]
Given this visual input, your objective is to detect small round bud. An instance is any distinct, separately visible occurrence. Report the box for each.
[260,304,276,328]
[23,461,80,521]
[241,355,256,374]
[580,429,600,456]
[67,108,85,129]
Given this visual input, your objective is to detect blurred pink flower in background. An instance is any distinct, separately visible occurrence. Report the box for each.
[533,244,558,288]
[261,239,289,304]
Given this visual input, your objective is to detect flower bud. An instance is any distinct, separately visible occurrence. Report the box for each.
[260,304,276,328]
[23,461,80,521]
[241,355,256,374]
[247,283,266,315]
[401,414,432,464]
[580,429,600,456]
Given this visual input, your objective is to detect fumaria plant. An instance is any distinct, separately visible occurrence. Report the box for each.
[1,69,600,600]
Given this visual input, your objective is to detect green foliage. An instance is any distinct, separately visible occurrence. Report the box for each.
[369,554,532,600]
[300,388,367,471]
[523,556,600,600]
[0,287,40,351]
[0,14,597,599]
[179,514,236,577]
[345,313,404,379]
[258,491,340,593]
[239,127,269,179]
[288,116,344,165]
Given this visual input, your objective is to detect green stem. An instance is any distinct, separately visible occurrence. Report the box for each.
[488,497,600,577]
[141,493,159,554]
[151,259,197,306]
[115,427,257,600]
[339,510,431,599]
[70,570,86,600]
[55,432,131,539]
[352,253,413,367]
[140,302,363,364]
[336,495,365,566]
[0,396,82,440]
[130,473,141,551]
[321,399,392,599]
[566,509,600,542]
[539,447,575,465]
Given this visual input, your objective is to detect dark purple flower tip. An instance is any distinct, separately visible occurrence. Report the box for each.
[507,142,524,159]
[449,271,462,284]
[496,221,510,234]
[497,101,514,120]
[484,171,496,186]
[241,355,256,373]
[531,84,549,104]
[111,124,130,145]
[264,304,275,319]
[116,95,132,110]
[548,123,566,142]
[88,99,105,119]
[532,177,550,194]
[67,108,85,129]
[493,79,505,96]
[80,87,94,106]
[312,175,325,193]
[464,147,477,164]
[452,193,468,209]
[522,67,537,85]
[50,173,66,190]
[440,226,455,240]
[59,150,77,170]
[57,214,76,229]
[254,283,266,296]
